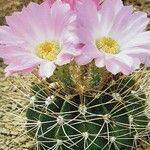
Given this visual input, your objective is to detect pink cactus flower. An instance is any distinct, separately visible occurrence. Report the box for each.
[0,0,78,78]
[76,0,150,75]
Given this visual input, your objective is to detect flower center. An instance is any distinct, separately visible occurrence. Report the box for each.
[96,37,120,54]
[36,41,60,61]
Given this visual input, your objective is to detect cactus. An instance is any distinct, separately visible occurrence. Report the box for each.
[0,0,150,149]
[26,63,150,150]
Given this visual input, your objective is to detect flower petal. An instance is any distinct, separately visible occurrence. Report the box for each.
[95,58,105,67]
[39,62,56,78]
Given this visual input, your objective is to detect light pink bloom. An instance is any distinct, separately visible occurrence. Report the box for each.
[0,1,78,78]
[76,0,150,75]
[46,0,103,10]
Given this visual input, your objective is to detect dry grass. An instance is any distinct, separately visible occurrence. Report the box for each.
[0,66,36,149]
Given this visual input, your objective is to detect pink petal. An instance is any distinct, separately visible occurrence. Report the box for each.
[0,26,24,46]
[112,55,140,75]
[5,66,35,76]
[121,32,150,49]
[141,56,150,66]
[109,6,133,38]
[98,0,122,35]
[4,58,40,76]
[45,0,56,7]
[76,0,98,35]
[45,0,103,10]
[39,62,56,78]
[95,57,105,67]
[62,0,77,10]
[0,46,29,59]
[75,43,100,65]
[75,54,93,65]
[55,53,73,66]
[105,60,121,75]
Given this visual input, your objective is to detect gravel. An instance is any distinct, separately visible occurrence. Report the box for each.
[0,63,35,150]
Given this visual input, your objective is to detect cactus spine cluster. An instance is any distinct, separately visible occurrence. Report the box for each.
[26,63,150,150]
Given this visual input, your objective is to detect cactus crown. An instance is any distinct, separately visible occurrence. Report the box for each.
[26,63,150,150]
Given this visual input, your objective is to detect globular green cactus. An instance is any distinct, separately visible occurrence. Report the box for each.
[26,64,150,150]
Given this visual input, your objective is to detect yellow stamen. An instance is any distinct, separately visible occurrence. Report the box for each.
[96,37,120,54]
[36,41,60,61]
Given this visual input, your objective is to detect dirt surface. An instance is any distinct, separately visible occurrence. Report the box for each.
[0,0,150,150]
[0,62,36,150]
